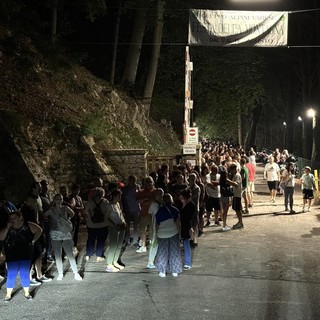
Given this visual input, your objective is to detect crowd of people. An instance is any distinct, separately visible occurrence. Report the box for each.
[0,141,318,301]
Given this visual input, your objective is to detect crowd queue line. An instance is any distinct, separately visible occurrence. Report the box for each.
[0,141,317,302]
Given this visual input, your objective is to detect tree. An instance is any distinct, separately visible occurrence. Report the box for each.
[142,0,165,116]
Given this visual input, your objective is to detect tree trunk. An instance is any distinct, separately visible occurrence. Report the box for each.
[143,0,165,117]
[237,111,242,146]
[121,6,147,95]
[110,0,122,86]
[245,102,262,150]
[51,0,58,42]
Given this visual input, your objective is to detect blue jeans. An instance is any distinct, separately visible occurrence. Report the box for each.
[6,260,31,288]
[86,227,108,257]
[183,239,192,266]
[284,186,294,210]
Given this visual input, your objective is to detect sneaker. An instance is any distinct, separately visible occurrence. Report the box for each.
[198,231,204,237]
[204,221,211,227]
[4,296,12,302]
[232,222,244,230]
[85,256,90,262]
[30,278,42,286]
[218,217,223,221]
[57,274,63,281]
[24,294,33,300]
[147,262,156,269]
[214,221,221,226]
[183,265,191,270]
[159,272,166,277]
[74,273,83,281]
[132,243,140,249]
[38,275,52,283]
[290,210,296,214]
[106,265,119,273]
[96,257,105,262]
[113,262,125,270]
[307,207,311,212]
[172,273,178,277]
[248,204,253,208]
[117,260,126,267]
[136,246,147,253]
[222,226,231,232]
[302,207,305,213]
[244,209,249,214]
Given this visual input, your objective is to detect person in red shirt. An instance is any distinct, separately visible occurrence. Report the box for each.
[136,176,157,253]
[246,157,256,207]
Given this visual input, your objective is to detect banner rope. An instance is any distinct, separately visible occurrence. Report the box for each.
[289,8,320,14]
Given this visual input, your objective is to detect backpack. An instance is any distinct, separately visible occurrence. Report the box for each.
[92,199,104,223]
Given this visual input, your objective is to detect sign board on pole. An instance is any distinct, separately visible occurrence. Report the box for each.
[183,144,197,155]
[187,127,198,144]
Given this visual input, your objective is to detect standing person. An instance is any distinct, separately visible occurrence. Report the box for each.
[39,180,53,263]
[23,182,49,286]
[44,194,82,281]
[300,166,317,212]
[204,166,221,227]
[227,164,244,229]
[179,189,195,269]
[263,156,281,203]
[219,170,232,232]
[136,176,157,253]
[240,157,249,214]
[105,189,127,272]
[0,210,42,301]
[155,194,182,277]
[121,175,140,247]
[246,157,256,208]
[281,162,296,213]
[66,184,84,251]
[84,187,109,261]
[147,188,164,269]
[156,164,169,193]
[188,173,200,247]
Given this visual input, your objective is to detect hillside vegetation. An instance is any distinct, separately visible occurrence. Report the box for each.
[0,26,181,201]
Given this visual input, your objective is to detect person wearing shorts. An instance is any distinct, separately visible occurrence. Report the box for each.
[300,166,317,212]
[264,156,280,203]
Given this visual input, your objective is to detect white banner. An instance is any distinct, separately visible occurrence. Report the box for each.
[189,9,288,47]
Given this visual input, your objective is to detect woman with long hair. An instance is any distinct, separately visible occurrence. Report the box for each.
[281,162,296,213]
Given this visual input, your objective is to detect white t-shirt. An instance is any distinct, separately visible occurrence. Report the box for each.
[205,173,220,198]
[264,162,280,181]
[148,202,159,216]
[232,172,242,198]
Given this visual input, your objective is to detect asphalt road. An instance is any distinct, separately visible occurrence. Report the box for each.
[1,164,320,320]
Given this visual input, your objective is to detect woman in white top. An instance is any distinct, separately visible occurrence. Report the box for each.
[281,162,296,213]
[44,194,82,281]
[105,189,126,272]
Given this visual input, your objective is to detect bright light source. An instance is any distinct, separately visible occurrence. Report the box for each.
[298,116,302,121]
[283,121,287,126]
[229,0,279,2]
[307,108,316,118]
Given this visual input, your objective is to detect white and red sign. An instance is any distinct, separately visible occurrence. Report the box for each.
[187,127,198,144]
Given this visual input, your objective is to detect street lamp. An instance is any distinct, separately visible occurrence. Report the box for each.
[307,108,317,161]
[298,116,306,157]
[282,121,287,149]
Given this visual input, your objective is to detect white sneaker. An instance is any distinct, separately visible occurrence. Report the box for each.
[136,246,147,253]
[74,273,82,281]
[222,226,231,232]
[159,272,166,277]
[147,262,156,269]
[172,273,178,277]
[57,274,63,281]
